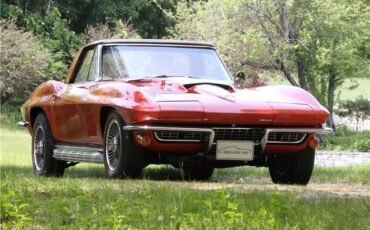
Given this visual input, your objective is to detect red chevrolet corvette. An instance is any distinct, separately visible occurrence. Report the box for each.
[20,39,332,184]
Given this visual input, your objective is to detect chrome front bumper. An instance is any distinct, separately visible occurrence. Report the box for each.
[123,125,333,154]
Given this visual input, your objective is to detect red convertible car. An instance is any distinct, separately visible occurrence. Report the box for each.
[20,39,332,184]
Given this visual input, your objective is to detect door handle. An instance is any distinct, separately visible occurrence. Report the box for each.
[77,85,89,89]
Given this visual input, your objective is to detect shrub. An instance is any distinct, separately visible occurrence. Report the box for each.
[320,125,370,151]
[1,182,32,229]
[355,139,370,152]
[0,104,22,129]
[0,20,51,105]
[336,97,370,131]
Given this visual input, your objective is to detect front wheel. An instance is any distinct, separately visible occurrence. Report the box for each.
[32,113,66,177]
[268,148,315,185]
[103,111,144,178]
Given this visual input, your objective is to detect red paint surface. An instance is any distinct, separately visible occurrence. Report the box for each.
[21,44,329,156]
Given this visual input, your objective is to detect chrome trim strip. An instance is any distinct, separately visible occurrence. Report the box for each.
[101,43,215,49]
[124,125,214,133]
[96,44,102,81]
[266,127,333,134]
[213,127,260,130]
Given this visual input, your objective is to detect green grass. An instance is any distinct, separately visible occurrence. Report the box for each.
[215,164,370,185]
[336,78,370,101]
[1,128,370,229]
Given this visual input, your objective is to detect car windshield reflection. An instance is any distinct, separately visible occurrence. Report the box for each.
[102,46,232,82]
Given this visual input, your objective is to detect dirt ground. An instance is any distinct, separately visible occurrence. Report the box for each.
[186,179,370,198]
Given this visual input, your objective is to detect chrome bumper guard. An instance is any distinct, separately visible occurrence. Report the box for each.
[17,121,30,127]
[123,126,333,155]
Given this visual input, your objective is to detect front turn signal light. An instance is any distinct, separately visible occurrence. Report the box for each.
[136,134,152,146]
[309,137,319,149]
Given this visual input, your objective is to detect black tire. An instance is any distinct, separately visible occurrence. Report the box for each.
[184,165,214,181]
[32,113,66,177]
[268,148,315,185]
[103,111,144,178]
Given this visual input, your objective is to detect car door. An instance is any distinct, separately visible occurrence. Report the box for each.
[50,47,98,144]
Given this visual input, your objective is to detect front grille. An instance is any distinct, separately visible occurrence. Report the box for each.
[213,128,265,143]
[267,132,306,143]
[154,128,265,143]
[154,130,208,142]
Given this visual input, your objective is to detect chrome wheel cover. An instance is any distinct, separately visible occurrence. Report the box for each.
[33,125,45,171]
[105,120,122,171]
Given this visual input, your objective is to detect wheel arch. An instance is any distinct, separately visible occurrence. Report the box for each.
[30,107,46,128]
[100,106,127,137]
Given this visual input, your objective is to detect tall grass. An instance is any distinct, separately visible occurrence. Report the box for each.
[0,105,23,130]
[1,128,370,229]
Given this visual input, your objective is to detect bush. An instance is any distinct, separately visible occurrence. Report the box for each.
[355,139,370,152]
[1,182,32,229]
[320,125,370,151]
[0,104,22,129]
[336,97,370,130]
[0,20,51,105]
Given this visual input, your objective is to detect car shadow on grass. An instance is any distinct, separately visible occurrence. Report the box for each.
[1,164,269,183]
[0,164,195,181]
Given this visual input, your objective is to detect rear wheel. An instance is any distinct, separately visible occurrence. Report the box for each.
[268,148,315,185]
[32,113,66,177]
[103,111,144,178]
[184,165,214,181]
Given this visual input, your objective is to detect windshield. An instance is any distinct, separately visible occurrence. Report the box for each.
[101,45,231,82]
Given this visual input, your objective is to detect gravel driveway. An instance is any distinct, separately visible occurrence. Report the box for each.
[315,151,370,167]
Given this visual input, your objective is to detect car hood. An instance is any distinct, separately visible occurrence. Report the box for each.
[128,78,329,126]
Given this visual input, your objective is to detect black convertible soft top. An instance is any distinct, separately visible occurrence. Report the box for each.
[84,39,215,49]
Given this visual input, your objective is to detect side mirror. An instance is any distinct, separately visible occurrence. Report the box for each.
[235,71,245,81]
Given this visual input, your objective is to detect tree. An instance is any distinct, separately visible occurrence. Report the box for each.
[0,20,61,105]
[172,0,370,118]
[304,0,370,116]
[24,7,83,66]
[84,20,141,44]
[170,0,273,84]
[2,0,176,38]
[241,0,370,117]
